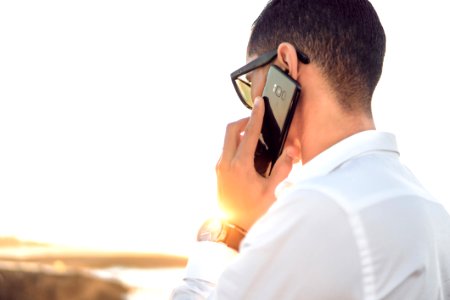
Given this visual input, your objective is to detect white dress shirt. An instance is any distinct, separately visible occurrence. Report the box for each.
[173,130,450,300]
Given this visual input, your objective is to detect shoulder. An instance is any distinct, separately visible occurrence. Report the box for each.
[285,152,434,214]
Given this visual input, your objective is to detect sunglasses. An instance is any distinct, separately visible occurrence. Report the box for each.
[230,49,310,109]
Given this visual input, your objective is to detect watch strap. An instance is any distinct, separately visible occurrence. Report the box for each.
[197,218,247,252]
[223,222,247,251]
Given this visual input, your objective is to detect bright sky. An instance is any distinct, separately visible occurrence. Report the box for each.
[0,1,449,256]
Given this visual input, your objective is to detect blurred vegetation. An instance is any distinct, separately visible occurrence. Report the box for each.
[0,269,128,300]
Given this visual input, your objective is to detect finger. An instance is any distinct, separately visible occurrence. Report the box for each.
[220,117,249,164]
[235,96,265,161]
[267,146,300,190]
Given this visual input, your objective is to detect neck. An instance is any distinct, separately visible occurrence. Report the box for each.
[299,108,375,165]
[289,63,376,165]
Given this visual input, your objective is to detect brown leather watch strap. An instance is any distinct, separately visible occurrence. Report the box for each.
[223,222,247,252]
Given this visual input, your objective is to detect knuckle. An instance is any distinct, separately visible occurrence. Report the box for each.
[225,118,249,134]
[215,158,228,174]
[225,119,241,132]
[218,157,238,173]
[215,162,222,174]
[230,159,248,174]
[225,122,234,133]
[215,161,220,173]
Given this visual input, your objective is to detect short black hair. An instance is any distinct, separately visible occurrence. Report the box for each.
[249,0,386,114]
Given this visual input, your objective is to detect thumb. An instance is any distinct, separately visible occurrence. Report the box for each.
[268,146,300,189]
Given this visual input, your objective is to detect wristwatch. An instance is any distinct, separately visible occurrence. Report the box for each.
[197,218,247,252]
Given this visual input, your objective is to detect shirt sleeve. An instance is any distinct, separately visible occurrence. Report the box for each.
[213,189,363,299]
[170,241,237,300]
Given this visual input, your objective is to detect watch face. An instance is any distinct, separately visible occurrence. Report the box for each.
[197,218,224,242]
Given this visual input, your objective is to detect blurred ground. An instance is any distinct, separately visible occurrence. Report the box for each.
[0,267,128,300]
[0,237,187,300]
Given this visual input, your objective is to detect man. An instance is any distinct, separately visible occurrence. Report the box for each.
[172,0,450,299]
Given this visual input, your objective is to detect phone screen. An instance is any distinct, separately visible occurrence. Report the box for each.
[254,65,301,177]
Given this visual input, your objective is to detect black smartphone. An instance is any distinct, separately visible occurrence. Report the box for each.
[254,65,301,177]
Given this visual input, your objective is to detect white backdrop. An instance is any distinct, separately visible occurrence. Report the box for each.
[0,0,448,255]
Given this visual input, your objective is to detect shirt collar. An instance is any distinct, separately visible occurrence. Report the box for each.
[276,130,399,195]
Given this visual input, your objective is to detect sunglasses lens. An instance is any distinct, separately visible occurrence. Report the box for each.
[235,77,253,108]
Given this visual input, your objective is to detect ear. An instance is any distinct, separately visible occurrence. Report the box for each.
[276,42,300,80]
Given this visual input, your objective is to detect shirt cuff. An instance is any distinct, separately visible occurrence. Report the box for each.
[184,241,238,284]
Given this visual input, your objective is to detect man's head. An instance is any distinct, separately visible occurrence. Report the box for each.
[248,0,386,115]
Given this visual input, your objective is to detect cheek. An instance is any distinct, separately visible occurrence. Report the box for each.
[251,70,268,101]
[251,80,265,101]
